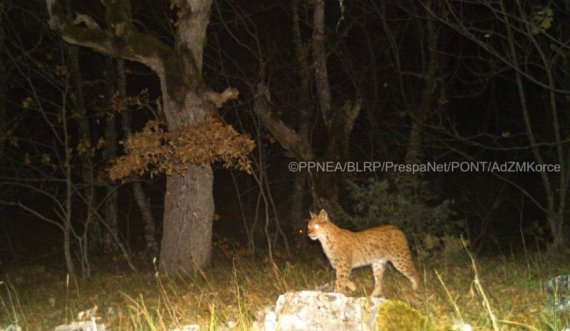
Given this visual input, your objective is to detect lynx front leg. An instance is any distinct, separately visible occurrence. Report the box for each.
[371,261,387,297]
[334,263,356,293]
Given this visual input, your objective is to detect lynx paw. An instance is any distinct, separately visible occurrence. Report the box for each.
[335,280,356,293]
[371,287,383,297]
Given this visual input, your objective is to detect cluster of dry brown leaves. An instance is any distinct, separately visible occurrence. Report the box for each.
[107,118,254,181]
[110,89,149,114]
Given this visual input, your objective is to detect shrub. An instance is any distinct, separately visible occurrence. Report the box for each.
[343,176,464,254]
[377,300,433,331]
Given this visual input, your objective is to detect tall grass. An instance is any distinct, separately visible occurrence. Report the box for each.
[0,248,568,330]
[0,281,25,327]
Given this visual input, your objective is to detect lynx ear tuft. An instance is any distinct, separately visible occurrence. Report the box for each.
[319,209,328,219]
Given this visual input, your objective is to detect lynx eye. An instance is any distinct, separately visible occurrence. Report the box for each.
[314,224,320,229]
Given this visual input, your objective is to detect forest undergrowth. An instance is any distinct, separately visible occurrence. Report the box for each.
[1,243,569,330]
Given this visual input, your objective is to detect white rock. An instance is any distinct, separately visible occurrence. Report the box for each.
[2,325,22,331]
[54,321,107,331]
[257,291,385,331]
[171,324,201,331]
[452,320,473,331]
[544,274,570,293]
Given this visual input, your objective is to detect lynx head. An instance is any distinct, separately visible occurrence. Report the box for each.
[307,209,330,240]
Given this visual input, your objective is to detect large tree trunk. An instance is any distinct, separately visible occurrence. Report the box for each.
[161,165,214,272]
[46,0,219,273]
[158,83,215,272]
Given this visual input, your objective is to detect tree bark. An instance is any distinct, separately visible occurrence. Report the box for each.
[311,0,332,125]
[161,165,214,272]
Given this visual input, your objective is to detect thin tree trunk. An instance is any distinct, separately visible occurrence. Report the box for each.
[548,211,565,250]
[102,158,119,253]
[102,58,120,253]
[62,81,75,276]
[68,45,99,253]
[520,1,569,251]
[401,0,441,234]
[311,0,332,125]
[231,172,254,254]
[0,13,6,151]
[132,181,158,255]
[290,174,307,248]
[116,59,158,255]
[309,0,359,219]
[500,0,559,249]
[404,0,439,166]
[290,0,311,245]
[263,167,289,254]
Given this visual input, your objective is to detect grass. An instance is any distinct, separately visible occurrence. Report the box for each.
[0,245,569,330]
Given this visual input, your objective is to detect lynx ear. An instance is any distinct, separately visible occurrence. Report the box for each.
[309,211,316,218]
[319,209,328,219]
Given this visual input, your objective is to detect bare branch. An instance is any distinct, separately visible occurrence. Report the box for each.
[253,82,314,161]
[46,0,172,73]
[0,200,65,231]
[202,88,239,109]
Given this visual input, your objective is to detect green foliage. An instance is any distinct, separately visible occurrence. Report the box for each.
[342,176,469,258]
[377,300,433,331]
[343,176,461,238]
[530,7,554,35]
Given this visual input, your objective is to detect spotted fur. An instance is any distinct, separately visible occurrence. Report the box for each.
[308,209,419,296]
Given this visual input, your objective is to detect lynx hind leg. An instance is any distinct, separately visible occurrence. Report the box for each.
[334,263,356,293]
[391,252,419,291]
[371,261,387,297]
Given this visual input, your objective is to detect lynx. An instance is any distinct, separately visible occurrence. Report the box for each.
[308,209,419,296]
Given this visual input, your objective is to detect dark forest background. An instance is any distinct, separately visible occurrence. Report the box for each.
[1,0,569,278]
